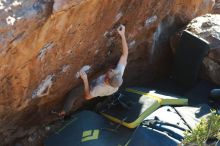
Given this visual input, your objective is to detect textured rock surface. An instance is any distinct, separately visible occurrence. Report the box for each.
[213,0,220,13]
[186,14,220,85]
[0,0,214,144]
[171,14,220,85]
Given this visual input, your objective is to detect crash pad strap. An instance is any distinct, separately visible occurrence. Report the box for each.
[126,88,162,103]
[101,102,159,128]
[126,88,188,105]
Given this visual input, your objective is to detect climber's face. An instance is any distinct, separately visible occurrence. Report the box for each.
[104,69,114,84]
[107,69,115,77]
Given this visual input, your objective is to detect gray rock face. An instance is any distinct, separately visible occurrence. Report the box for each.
[186,14,220,85]
[203,57,220,84]
[213,0,220,13]
[0,0,53,55]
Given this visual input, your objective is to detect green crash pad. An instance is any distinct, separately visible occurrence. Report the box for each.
[44,110,133,146]
[101,88,188,128]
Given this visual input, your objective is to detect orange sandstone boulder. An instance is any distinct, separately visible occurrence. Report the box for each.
[0,0,214,144]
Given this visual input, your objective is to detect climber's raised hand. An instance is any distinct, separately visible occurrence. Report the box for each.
[117,24,125,37]
[79,70,88,81]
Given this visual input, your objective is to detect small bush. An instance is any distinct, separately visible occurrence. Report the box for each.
[182,110,220,146]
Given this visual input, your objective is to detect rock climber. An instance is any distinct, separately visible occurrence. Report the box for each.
[57,24,129,117]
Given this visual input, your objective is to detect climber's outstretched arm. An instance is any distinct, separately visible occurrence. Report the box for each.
[79,71,93,100]
[117,25,128,66]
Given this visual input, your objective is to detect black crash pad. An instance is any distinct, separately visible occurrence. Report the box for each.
[44,111,133,146]
[173,30,210,88]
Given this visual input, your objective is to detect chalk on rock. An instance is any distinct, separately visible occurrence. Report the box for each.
[62,64,70,73]
[32,75,54,98]
[75,65,91,78]
[115,12,123,22]
[129,40,136,48]
[103,31,109,38]
[145,15,157,27]
[6,16,16,25]
[12,1,22,7]
[38,42,54,61]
